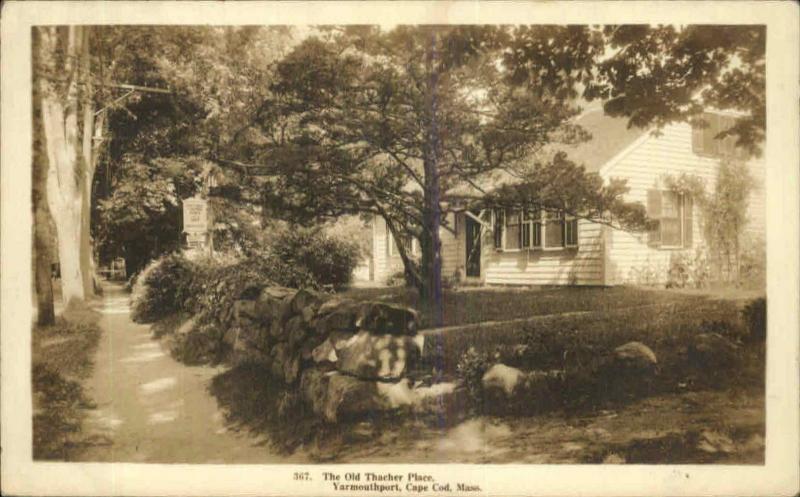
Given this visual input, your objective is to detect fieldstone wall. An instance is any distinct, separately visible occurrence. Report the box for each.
[232,287,462,423]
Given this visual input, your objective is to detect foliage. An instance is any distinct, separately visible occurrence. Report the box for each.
[130,253,197,323]
[741,298,766,343]
[32,311,102,460]
[455,347,493,414]
[269,227,361,289]
[587,25,765,156]
[253,26,648,311]
[666,249,711,289]
[187,254,318,331]
[665,159,755,284]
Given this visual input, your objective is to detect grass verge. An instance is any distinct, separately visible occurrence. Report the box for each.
[32,303,102,460]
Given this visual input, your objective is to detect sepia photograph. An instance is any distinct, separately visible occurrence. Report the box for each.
[2,1,799,496]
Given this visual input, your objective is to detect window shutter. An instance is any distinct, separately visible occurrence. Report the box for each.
[647,189,662,217]
[683,196,693,247]
[647,189,662,246]
[493,209,504,249]
[692,119,705,155]
[702,112,719,155]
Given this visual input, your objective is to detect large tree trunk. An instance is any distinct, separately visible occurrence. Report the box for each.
[32,33,56,325]
[420,32,444,327]
[37,26,95,305]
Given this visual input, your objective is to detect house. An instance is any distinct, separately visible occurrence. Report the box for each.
[370,106,765,286]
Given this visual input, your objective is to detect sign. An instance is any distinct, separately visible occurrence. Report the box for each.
[183,197,208,233]
[185,231,206,250]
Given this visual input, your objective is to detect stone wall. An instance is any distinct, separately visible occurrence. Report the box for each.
[232,287,463,423]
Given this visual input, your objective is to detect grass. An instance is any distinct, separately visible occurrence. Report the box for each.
[32,303,102,460]
[341,285,699,329]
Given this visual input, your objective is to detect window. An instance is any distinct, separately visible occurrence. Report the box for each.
[386,224,416,257]
[544,211,565,248]
[692,112,746,158]
[647,190,693,249]
[565,217,579,247]
[493,208,577,251]
[505,210,522,251]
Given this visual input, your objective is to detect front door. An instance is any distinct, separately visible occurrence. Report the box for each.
[465,213,481,278]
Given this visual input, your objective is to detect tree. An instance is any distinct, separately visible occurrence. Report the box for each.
[92,26,292,274]
[253,26,646,324]
[586,25,765,156]
[34,26,101,304]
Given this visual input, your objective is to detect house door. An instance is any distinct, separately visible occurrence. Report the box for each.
[465,213,481,278]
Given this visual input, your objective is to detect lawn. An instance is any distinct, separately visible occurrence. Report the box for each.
[342,285,701,329]
[32,303,102,460]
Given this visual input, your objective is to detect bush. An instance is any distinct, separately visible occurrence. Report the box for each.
[270,227,361,289]
[741,298,766,343]
[131,253,196,323]
[455,347,493,413]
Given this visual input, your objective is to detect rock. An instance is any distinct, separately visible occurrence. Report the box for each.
[482,364,525,396]
[271,342,289,379]
[317,297,355,316]
[688,333,740,369]
[176,317,197,335]
[255,287,295,324]
[269,318,283,339]
[233,299,259,324]
[376,379,416,408]
[291,289,323,315]
[602,453,626,464]
[337,331,423,380]
[315,304,360,334]
[322,372,387,423]
[613,341,658,369]
[312,338,338,364]
[300,368,331,416]
[285,315,308,347]
[356,302,418,335]
[697,430,735,454]
[283,354,301,384]
[329,331,359,350]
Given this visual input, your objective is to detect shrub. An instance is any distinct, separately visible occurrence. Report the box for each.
[741,298,766,343]
[131,253,196,323]
[270,227,361,289]
[455,347,492,413]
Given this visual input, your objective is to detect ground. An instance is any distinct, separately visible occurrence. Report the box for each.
[35,282,765,464]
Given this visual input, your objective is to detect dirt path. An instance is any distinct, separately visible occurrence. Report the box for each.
[76,284,306,463]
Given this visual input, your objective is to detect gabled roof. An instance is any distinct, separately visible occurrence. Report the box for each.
[446,106,647,199]
[554,106,646,173]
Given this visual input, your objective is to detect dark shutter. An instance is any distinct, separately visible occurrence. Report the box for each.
[647,189,662,246]
[702,112,719,155]
[683,195,693,247]
[691,118,705,155]
[493,209,504,249]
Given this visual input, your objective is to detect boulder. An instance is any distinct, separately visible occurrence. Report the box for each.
[322,372,388,423]
[290,289,323,315]
[613,341,658,370]
[270,342,289,379]
[482,364,525,396]
[314,304,360,335]
[285,315,308,347]
[299,368,331,416]
[688,332,740,369]
[233,299,259,324]
[312,338,338,364]
[482,364,556,412]
[356,302,418,335]
[283,354,301,384]
[255,287,295,324]
[336,330,422,380]
[317,297,355,316]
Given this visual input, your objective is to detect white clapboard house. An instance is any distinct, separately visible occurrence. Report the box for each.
[370,106,765,286]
